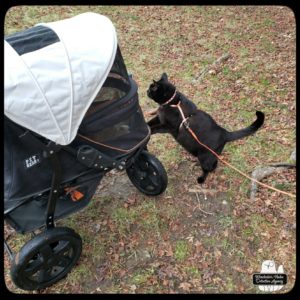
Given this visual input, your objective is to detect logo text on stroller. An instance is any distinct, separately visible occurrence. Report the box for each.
[23,154,41,169]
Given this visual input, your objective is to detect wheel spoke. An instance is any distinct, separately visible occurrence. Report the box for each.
[23,257,44,276]
[53,240,72,257]
[147,174,159,187]
[137,159,148,171]
[57,255,72,268]
[140,176,157,191]
[141,164,159,186]
[52,241,74,268]
[37,268,52,283]
[39,244,53,261]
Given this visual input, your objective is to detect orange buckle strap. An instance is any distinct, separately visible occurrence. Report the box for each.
[64,187,84,202]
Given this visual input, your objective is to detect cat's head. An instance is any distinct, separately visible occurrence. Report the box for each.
[147,73,176,105]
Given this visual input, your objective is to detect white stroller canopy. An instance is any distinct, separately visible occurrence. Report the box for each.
[5,12,118,145]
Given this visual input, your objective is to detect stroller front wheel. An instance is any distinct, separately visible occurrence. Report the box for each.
[126,150,168,196]
[10,227,82,291]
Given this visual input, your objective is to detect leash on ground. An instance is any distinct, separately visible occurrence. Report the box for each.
[187,126,296,198]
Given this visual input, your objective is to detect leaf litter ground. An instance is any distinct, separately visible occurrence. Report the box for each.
[4,6,296,294]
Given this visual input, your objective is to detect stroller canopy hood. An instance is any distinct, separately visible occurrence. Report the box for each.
[5,12,118,145]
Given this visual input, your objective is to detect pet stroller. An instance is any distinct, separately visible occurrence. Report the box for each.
[4,12,168,291]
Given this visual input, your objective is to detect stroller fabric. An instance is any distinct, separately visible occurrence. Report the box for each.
[5,12,117,145]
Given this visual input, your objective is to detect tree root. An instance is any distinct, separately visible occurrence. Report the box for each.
[193,53,232,83]
[250,148,296,200]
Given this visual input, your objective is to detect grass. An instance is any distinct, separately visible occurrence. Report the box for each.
[202,236,218,248]
[185,266,201,278]
[111,207,138,236]
[131,267,155,286]
[174,240,190,262]
[4,5,295,294]
[67,263,93,287]
[260,38,276,53]
[149,135,182,168]
[218,215,233,229]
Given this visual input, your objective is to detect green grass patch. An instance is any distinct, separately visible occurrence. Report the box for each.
[111,207,138,235]
[202,235,218,248]
[163,204,182,219]
[249,214,272,231]
[131,267,155,286]
[239,47,249,57]
[139,201,166,233]
[218,215,233,229]
[67,262,93,286]
[239,97,252,107]
[164,178,179,198]
[185,266,201,278]
[222,66,230,76]
[235,217,256,239]
[174,240,190,261]
[260,78,270,87]
[274,182,294,191]
[263,18,275,27]
[260,38,276,53]
[111,200,168,238]
[220,238,232,251]
[225,277,235,291]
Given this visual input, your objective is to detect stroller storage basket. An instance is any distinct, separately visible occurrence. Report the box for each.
[5,172,103,233]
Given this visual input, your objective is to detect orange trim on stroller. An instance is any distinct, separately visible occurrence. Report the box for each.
[77,126,151,154]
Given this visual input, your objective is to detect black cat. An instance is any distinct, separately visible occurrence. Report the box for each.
[147,73,265,184]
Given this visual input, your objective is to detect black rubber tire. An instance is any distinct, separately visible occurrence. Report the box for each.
[126,150,168,196]
[11,227,82,291]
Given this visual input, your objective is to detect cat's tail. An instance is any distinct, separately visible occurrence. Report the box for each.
[225,111,264,142]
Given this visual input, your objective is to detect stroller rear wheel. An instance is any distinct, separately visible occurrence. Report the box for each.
[126,150,168,196]
[10,227,82,291]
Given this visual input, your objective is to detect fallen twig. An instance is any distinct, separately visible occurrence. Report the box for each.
[193,53,232,82]
[196,192,214,215]
[189,188,218,197]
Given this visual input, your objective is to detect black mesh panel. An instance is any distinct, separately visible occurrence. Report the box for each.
[84,46,131,116]
[79,45,150,155]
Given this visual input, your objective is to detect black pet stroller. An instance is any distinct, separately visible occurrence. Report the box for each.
[4,13,168,291]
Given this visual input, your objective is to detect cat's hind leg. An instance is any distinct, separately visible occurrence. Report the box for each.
[197,153,218,184]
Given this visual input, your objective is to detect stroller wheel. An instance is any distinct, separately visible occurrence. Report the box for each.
[126,150,168,196]
[10,227,82,291]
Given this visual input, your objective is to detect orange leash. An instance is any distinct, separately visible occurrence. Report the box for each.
[171,103,296,198]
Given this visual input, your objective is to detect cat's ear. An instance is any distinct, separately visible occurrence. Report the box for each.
[153,80,157,84]
[161,73,168,81]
